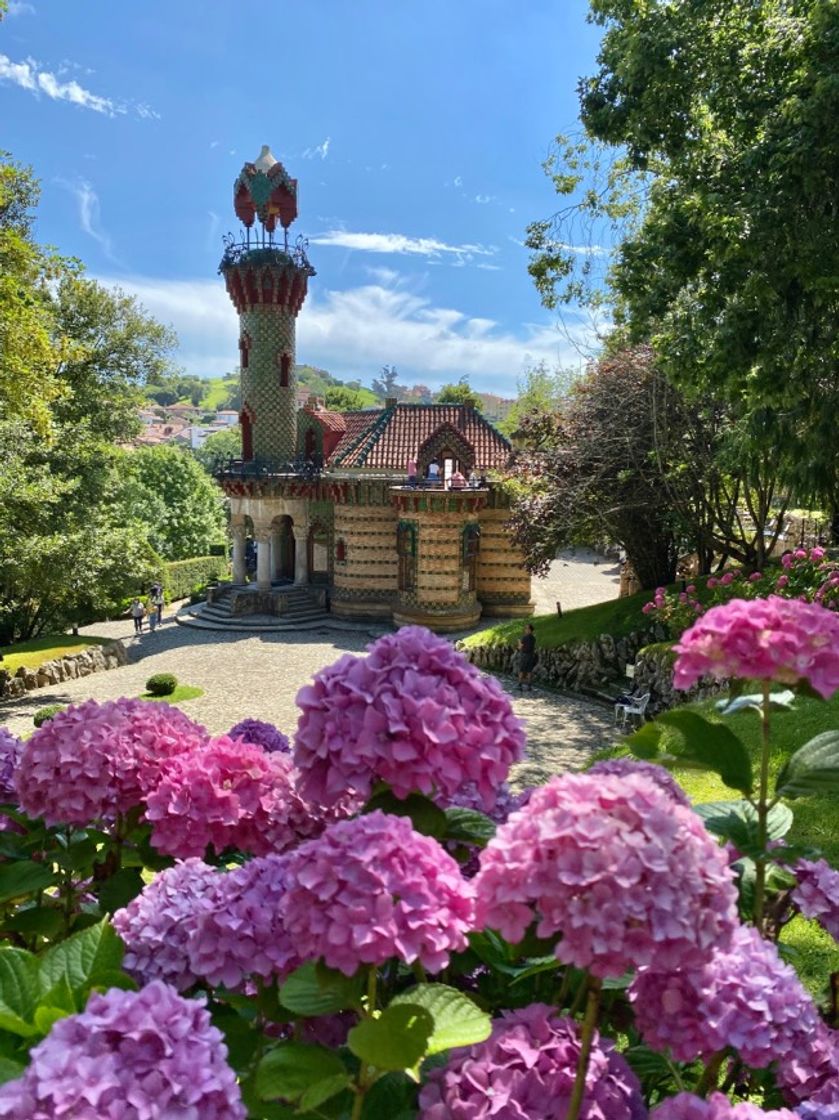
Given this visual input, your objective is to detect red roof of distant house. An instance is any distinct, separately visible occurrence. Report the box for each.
[325,403,511,471]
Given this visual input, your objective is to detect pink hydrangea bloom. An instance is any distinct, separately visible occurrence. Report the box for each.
[0,982,244,1119]
[707,576,719,588]
[630,924,821,1066]
[781,553,795,570]
[673,597,839,698]
[187,854,299,989]
[811,547,827,562]
[294,626,525,809]
[145,737,310,858]
[0,727,21,799]
[720,572,736,586]
[642,601,656,614]
[113,859,219,991]
[14,698,208,826]
[777,575,790,589]
[651,1093,796,1119]
[228,718,290,754]
[792,858,839,940]
[776,1020,839,1104]
[588,757,691,807]
[281,811,474,976]
[418,1004,644,1120]
[474,772,737,978]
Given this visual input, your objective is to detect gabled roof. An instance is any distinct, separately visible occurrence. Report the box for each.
[327,403,511,471]
[302,406,347,433]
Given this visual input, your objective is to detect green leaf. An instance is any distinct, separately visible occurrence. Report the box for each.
[655,710,753,793]
[1,906,64,939]
[33,1004,71,1034]
[363,790,447,838]
[0,949,40,1037]
[299,1074,354,1112]
[361,1073,418,1119]
[716,690,795,716]
[442,808,496,847]
[279,961,364,1017]
[348,1004,434,1071]
[0,860,57,905]
[693,800,794,853]
[0,1056,25,1085]
[389,984,491,1055]
[776,731,839,798]
[254,1043,350,1104]
[96,868,146,914]
[38,918,125,1001]
[626,721,665,759]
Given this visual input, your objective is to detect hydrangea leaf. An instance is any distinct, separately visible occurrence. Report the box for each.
[254,1042,350,1104]
[279,961,364,1017]
[694,800,794,852]
[442,807,497,847]
[0,949,40,1037]
[716,690,795,716]
[390,984,491,1054]
[38,918,126,1005]
[1,906,64,939]
[0,860,57,905]
[95,868,146,915]
[348,1004,434,1070]
[360,1072,418,1119]
[362,789,447,839]
[776,731,839,798]
[0,1057,25,1086]
[654,710,753,793]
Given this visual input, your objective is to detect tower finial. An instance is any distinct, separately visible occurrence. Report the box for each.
[233,145,298,233]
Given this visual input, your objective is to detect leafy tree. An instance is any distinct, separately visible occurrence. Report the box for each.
[500,362,574,438]
[192,425,242,472]
[435,377,484,412]
[371,364,400,399]
[529,0,839,531]
[324,386,375,411]
[120,445,226,561]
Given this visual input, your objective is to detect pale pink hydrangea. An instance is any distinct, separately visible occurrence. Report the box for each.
[673,597,839,698]
[418,1004,645,1120]
[281,811,475,976]
[792,858,839,940]
[113,859,219,991]
[651,1093,796,1119]
[630,924,821,1066]
[474,772,738,977]
[0,981,244,1119]
[145,738,311,858]
[187,854,299,989]
[294,626,525,809]
[14,698,208,826]
[589,757,691,807]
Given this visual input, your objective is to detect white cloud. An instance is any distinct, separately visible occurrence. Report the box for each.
[303,136,331,160]
[205,210,220,252]
[559,242,608,256]
[0,52,158,118]
[7,2,36,16]
[474,194,495,204]
[93,274,591,392]
[365,265,401,286]
[56,178,120,262]
[453,175,463,188]
[209,140,220,149]
[311,229,497,266]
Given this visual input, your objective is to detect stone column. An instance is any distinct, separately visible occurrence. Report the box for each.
[255,527,273,590]
[231,524,247,585]
[293,523,309,586]
[271,524,283,581]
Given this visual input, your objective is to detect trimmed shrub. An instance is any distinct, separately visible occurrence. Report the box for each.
[189,583,208,605]
[33,704,66,727]
[162,556,228,602]
[145,673,177,697]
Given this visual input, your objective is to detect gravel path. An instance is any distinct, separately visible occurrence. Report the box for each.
[0,551,622,782]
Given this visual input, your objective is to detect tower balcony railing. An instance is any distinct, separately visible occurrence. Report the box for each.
[212,454,323,481]
[218,232,315,276]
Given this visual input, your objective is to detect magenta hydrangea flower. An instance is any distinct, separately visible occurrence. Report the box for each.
[281,811,474,976]
[418,1004,644,1120]
[0,727,21,799]
[673,597,839,698]
[0,981,244,1119]
[474,772,738,977]
[651,1093,797,1119]
[294,626,525,809]
[145,737,310,858]
[228,718,290,754]
[113,859,219,991]
[792,858,839,940]
[630,924,820,1066]
[14,698,208,826]
[588,757,691,807]
[776,1022,839,1105]
[187,853,299,989]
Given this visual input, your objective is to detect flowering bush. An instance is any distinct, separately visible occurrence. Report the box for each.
[792,858,839,941]
[651,1094,797,1118]
[294,625,525,809]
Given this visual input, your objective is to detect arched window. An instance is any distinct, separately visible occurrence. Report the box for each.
[304,426,317,461]
[397,521,417,593]
[279,353,291,388]
[239,333,251,370]
[239,406,254,461]
[463,524,480,592]
[335,538,347,564]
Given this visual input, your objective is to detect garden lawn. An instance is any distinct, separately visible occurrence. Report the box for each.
[139,684,204,704]
[2,635,111,673]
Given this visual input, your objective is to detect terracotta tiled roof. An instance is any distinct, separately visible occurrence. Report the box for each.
[304,407,347,433]
[328,404,511,470]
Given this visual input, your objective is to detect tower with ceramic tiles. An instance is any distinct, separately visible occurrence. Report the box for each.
[219,145,315,464]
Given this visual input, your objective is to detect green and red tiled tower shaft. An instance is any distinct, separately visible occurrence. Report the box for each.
[219,146,315,463]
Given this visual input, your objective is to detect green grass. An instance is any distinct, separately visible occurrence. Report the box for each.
[462,586,652,650]
[139,684,204,704]
[2,635,111,673]
[196,378,231,409]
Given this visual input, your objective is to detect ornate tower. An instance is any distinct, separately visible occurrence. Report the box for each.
[219,145,315,464]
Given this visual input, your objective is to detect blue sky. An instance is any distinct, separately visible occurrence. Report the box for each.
[1,0,603,395]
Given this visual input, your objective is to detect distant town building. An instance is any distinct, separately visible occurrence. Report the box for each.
[478,392,515,424]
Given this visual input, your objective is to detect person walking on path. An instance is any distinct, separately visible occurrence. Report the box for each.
[517,622,538,692]
[146,599,158,633]
[150,583,164,625]
[130,598,146,634]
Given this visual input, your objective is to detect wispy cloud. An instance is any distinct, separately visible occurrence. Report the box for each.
[93,274,585,392]
[453,175,463,188]
[474,194,496,205]
[6,2,36,16]
[311,229,497,266]
[57,178,121,263]
[303,136,331,160]
[205,210,220,252]
[559,242,608,256]
[0,52,158,119]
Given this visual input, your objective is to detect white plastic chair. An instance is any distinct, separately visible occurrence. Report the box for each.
[615,693,650,729]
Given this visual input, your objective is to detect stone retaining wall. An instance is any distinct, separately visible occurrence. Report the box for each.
[632,642,727,713]
[1,641,129,700]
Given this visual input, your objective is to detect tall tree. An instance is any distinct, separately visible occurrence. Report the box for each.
[371,364,400,398]
[435,377,484,412]
[500,362,573,438]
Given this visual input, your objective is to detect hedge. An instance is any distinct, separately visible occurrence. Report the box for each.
[162,555,229,601]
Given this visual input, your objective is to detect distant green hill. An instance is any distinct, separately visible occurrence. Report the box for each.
[146,366,381,412]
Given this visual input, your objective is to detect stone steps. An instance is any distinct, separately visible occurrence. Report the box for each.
[175,583,333,632]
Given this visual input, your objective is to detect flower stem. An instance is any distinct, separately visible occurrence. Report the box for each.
[566,976,602,1120]
[351,968,379,1120]
[696,1049,727,1097]
[754,681,772,929]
